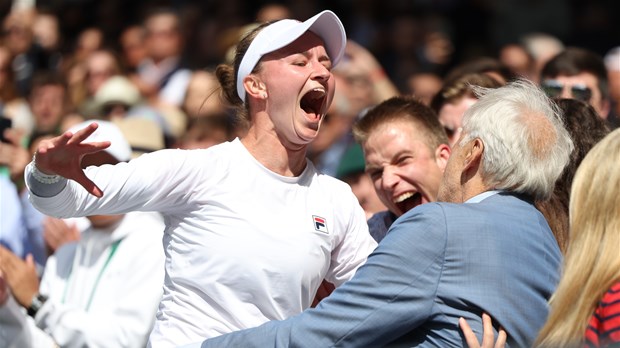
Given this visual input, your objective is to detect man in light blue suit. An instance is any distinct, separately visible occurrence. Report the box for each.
[195,79,573,347]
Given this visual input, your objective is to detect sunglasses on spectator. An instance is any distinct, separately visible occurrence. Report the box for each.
[541,80,592,102]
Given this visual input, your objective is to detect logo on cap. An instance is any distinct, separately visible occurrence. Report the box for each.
[313,215,328,233]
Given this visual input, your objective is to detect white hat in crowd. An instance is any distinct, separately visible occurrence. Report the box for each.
[94,75,142,110]
[67,120,132,163]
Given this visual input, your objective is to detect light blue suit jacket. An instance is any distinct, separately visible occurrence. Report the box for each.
[199,192,561,347]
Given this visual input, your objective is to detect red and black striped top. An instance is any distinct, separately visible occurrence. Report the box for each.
[585,281,620,347]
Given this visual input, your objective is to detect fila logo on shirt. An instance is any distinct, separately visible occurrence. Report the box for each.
[312,215,328,234]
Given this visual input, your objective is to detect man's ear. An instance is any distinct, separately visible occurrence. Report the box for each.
[243,76,267,99]
[435,143,451,172]
[463,138,483,171]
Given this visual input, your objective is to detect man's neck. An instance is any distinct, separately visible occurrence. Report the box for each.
[459,174,490,203]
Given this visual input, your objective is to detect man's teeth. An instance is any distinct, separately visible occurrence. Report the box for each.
[394,192,414,203]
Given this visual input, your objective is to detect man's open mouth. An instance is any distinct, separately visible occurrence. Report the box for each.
[394,192,422,214]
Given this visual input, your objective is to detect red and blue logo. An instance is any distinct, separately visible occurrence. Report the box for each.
[313,215,328,233]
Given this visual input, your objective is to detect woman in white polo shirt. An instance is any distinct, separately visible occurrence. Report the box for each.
[24,10,377,348]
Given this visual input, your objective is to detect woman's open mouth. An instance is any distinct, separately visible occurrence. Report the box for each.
[300,87,327,121]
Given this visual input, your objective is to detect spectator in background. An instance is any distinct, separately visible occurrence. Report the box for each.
[353,96,450,242]
[83,50,122,102]
[0,120,165,348]
[62,27,104,107]
[28,72,70,135]
[113,117,165,159]
[119,25,148,74]
[520,32,565,83]
[0,45,34,136]
[131,8,191,108]
[431,73,504,146]
[182,69,225,119]
[0,173,28,264]
[406,71,443,106]
[339,40,400,107]
[174,114,233,150]
[535,98,609,254]
[378,14,453,92]
[93,76,166,127]
[220,23,261,67]
[255,3,292,22]
[76,49,123,118]
[0,119,31,186]
[335,142,386,221]
[154,103,188,146]
[535,127,620,348]
[92,75,142,120]
[2,8,56,97]
[540,47,611,122]
[93,74,184,146]
[604,46,620,128]
[443,57,514,85]
[0,121,38,272]
[71,28,104,66]
[31,9,62,75]
[498,42,536,81]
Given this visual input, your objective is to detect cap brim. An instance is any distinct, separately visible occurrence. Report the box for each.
[306,10,346,66]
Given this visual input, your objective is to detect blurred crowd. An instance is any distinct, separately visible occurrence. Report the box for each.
[1,0,620,346]
[0,0,617,181]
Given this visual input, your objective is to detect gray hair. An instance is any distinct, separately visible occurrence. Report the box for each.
[460,79,574,200]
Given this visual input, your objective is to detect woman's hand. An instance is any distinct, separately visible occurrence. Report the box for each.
[34,122,111,197]
[459,313,507,348]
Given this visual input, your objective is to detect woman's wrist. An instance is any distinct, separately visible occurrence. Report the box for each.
[29,160,61,184]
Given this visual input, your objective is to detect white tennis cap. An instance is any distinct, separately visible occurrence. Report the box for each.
[236,10,346,101]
